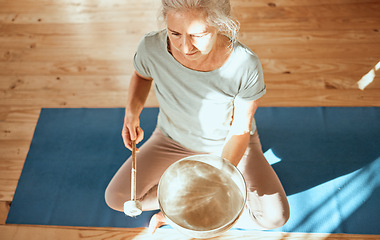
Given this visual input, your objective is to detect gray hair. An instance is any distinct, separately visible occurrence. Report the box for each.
[160,0,240,41]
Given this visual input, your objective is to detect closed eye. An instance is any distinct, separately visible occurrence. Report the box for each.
[170,31,181,36]
[191,33,208,38]
[168,28,181,37]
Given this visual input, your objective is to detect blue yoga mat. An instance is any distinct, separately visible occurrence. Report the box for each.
[6,107,380,234]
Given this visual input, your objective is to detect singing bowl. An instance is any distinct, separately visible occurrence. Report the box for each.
[157,154,247,238]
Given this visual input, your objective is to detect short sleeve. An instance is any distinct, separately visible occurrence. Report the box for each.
[235,56,266,103]
[133,36,152,79]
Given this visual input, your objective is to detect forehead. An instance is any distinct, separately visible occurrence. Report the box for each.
[166,10,212,33]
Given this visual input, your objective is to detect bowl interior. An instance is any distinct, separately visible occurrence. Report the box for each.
[158,154,247,233]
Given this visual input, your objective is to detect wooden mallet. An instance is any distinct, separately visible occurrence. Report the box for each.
[123,140,142,217]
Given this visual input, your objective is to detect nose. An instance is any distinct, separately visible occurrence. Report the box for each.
[181,35,193,54]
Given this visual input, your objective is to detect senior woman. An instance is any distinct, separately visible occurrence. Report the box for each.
[105,0,289,233]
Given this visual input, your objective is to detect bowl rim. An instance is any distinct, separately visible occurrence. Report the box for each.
[157,154,247,238]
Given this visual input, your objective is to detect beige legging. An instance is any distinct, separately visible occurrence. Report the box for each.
[105,128,289,230]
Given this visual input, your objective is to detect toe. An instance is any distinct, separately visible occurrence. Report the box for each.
[148,212,167,234]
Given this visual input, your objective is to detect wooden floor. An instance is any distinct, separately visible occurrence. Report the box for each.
[0,0,379,239]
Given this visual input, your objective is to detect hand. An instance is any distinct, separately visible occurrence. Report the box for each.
[121,115,144,151]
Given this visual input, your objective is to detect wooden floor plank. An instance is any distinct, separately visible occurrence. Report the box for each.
[1,43,379,62]
[0,58,377,79]
[234,2,380,19]
[1,224,378,240]
[2,24,379,45]
[261,89,380,107]
[239,30,380,46]
[0,76,130,92]
[0,179,18,202]
[231,0,379,8]
[0,201,11,225]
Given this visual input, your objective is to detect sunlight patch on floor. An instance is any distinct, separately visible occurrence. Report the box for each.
[264,148,282,165]
[357,61,380,90]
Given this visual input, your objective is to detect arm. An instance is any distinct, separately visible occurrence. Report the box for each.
[221,99,259,166]
[122,71,153,150]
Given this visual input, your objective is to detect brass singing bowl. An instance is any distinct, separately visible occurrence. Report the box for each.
[157,154,247,238]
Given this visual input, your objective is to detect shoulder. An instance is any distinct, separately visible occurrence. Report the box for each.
[227,40,263,79]
[138,30,166,50]
[232,40,261,65]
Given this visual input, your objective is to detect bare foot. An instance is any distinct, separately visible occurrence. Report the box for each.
[148,211,167,234]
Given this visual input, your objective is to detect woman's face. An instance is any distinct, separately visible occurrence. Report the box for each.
[166,10,218,61]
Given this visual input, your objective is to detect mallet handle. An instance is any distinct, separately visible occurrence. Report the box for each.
[131,140,137,201]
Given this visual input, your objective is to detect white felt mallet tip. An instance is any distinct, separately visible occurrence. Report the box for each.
[124,200,142,217]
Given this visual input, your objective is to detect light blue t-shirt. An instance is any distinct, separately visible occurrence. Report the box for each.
[134,30,266,154]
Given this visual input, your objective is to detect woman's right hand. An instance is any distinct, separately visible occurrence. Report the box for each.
[122,113,144,151]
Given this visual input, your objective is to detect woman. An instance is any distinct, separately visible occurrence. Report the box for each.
[105,0,289,233]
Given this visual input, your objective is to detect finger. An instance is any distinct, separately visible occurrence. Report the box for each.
[128,126,137,142]
[134,126,144,152]
[136,126,144,143]
[123,134,133,151]
[122,126,133,150]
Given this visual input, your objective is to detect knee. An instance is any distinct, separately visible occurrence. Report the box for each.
[254,203,290,230]
[104,185,125,212]
[261,208,289,230]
